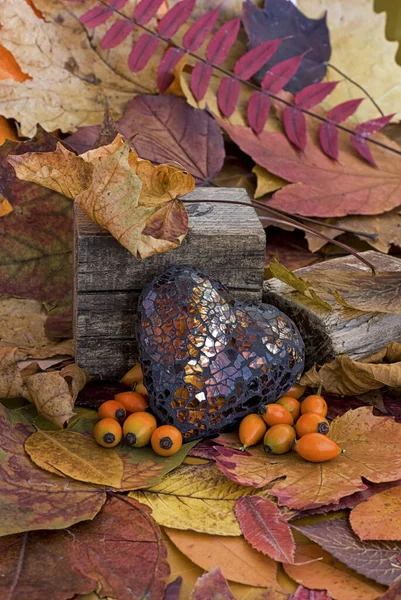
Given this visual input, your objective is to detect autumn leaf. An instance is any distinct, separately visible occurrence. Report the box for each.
[235,496,296,563]
[67,94,226,185]
[129,461,275,535]
[243,0,331,93]
[24,430,124,487]
[219,119,401,218]
[190,568,236,599]
[0,0,162,137]
[283,537,385,600]
[350,486,401,541]
[165,528,280,588]
[300,342,401,395]
[295,518,401,587]
[0,404,105,537]
[0,496,169,600]
[214,407,401,510]
[253,164,287,197]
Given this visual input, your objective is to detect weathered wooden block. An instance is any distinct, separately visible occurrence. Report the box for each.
[74,188,266,379]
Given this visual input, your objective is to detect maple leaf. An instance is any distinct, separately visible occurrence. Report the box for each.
[190,568,236,600]
[214,407,401,510]
[0,404,105,537]
[67,95,226,185]
[0,495,169,600]
[9,134,195,259]
[242,0,331,93]
[0,0,162,137]
[295,518,401,587]
[350,485,401,541]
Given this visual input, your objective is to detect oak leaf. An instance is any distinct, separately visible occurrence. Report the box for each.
[0,404,105,537]
[220,119,401,218]
[164,528,280,588]
[190,568,236,599]
[283,537,385,600]
[0,0,162,136]
[0,496,169,600]
[129,461,274,535]
[295,518,401,587]
[214,407,401,510]
[300,342,401,395]
[350,486,401,541]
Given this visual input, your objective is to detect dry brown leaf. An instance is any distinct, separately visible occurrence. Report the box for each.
[0,346,30,399]
[0,0,162,136]
[301,342,401,395]
[0,296,53,349]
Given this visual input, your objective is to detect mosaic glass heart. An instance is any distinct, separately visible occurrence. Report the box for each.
[137,266,304,441]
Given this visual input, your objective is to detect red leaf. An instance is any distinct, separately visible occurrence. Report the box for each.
[157,47,185,93]
[101,20,134,50]
[158,0,196,38]
[217,77,241,118]
[80,5,112,27]
[247,91,270,134]
[291,586,332,600]
[111,0,128,8]
[206,18,241,66]
[351,134,376,166]
[262,54,304,94]
[295,81,338,110]
[356,114,395,137]
[327,99,364,123]
[190,61,213,101]
[283,106,307,150]
[319,122,338,160]
[182,6,220,52]
[133,0,164,25]
[191,568,236,600]
[128,33,159,72]
[234,39,283,81]
[235,496,296,563]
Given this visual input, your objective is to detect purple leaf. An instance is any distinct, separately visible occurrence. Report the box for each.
[234,39,283,81]
[158,0,196,38]
[191,568,236,600]
[206,18,241,66]
[111,0,129,8]
[242,0,331,93]
[101,20,134,50]
[128,33,159,72]
[190,61,213,101]
[295,81,338,110]
[351,134,376,166]
[290,587,332,600]
[217,77,241,118]
[319,122,338,160]
[182,6,220,52]
[80,5,112,27]
[133,0,164,25]
[327,98,364,123]
[283,106,307,150]
[247,91,270,134]
[356,113,395,136]
[262,54,304,94]
[163,576,182,600]
[157,47,185,93]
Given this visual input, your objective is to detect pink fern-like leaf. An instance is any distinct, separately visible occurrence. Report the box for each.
[157,47,185,93]
[182,6,220,52]
[247,92,271,134]
[295,81,338,110]
[327,99,364,123]
[206,18,241,65]
[158,0,196,38]
[80,5,113,27]
[133,0,164,25]
[128,33,159,72]
[234,39,283,81]
[262,54,304,94]
[217,77,241,118]
[283,106,306,150]
[190,61,213,101]
[101,20,134,49]
[319,122,339,160]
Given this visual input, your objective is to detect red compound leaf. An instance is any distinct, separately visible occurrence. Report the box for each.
[351,135,376,166]
[234,39,283,81]
[327,98,364,123]
[295,81,338,110]
[190,61,213,101]
[262,54,304,94]
[355,114,395,137]
[206,18,241,66]
[101,20,134,50]
[217,77,241,118]
[247,91,270,134]
[133,0,164,25]
[80,5,113,27]
[157,47,185,93]
[128,33,159,72]
[283,106,306,150]
[182,6,220,52]
[319,122,339,160]
[158,0,196,38]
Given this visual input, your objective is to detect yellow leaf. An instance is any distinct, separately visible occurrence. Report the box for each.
[24,430,124,488]
[129,462,273,535]
[0,0,162,136]
[253,165,287,198]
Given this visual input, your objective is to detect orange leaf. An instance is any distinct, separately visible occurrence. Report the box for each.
[0,44,29,82]
[0,195,12,217]
[350,486,401,541]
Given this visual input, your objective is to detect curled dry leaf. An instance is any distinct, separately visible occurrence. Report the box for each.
[214,407,401,511]
[129,461,274,535]
[0,0,162,136]
[190,567,236,600]
[350,486,401,541]
[295,518,401,587]
[10,134,195,259]
[300,342,401,395]
[0,496,169,600]
[165,528,279,588]
[0,404,105,537]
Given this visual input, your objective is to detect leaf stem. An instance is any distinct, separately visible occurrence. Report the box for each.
[327,63,384,117]
[96,0,401,159]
